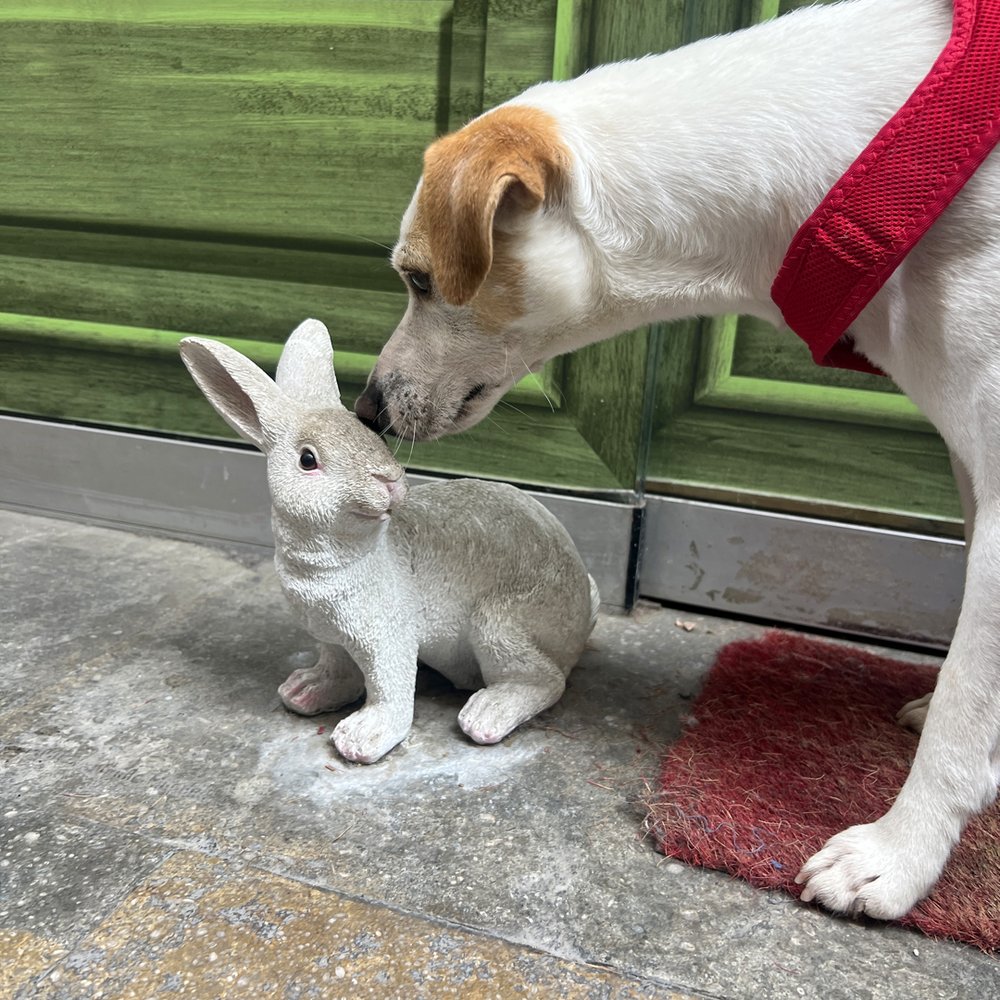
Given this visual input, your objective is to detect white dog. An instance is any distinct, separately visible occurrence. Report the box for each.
[355,0,1000,920]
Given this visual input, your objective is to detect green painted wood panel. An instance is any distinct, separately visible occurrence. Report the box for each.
[651,407,961,535]
[2,1,557,242]
[730,316,898,393]
[0,245,403,357]
[0,312,619,491]
[482,0,558,107]
[2,0,644,495]
[696,317,928,430]
[2,1,456,243]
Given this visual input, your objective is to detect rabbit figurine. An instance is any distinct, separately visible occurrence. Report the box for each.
[179,319,599,764]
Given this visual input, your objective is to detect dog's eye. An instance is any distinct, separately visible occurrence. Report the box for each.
[299,447,318,471]
[406,271,432,296]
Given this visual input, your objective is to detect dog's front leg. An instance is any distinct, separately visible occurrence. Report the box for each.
[897,450,974,734]
[796,501,1000,919]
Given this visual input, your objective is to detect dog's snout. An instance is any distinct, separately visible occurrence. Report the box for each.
[355,381,388,433]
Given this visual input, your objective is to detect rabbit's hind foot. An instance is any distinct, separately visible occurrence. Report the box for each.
[458,677,565,745]
[278,646,365,717]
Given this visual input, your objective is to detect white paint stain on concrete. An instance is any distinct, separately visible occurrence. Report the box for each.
[237,705,545,807]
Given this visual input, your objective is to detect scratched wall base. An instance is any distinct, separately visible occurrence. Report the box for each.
[641,496,964,648]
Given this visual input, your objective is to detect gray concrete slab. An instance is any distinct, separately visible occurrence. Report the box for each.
[0,508,996,998]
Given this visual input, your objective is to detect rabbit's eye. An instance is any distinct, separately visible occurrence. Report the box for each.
[298,447,318,471]
[405,270,432,297]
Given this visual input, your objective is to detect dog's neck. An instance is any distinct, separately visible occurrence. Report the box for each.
[511,0,949,341]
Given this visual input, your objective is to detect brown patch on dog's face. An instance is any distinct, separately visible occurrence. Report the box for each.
[468,230,525,335]
[414,105,570,306]
[393,201,524,334]
[393,221,432,279]
[359,105,579,441]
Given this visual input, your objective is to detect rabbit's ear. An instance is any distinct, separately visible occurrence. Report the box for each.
[179,337,281,449]
[275,318,342,408]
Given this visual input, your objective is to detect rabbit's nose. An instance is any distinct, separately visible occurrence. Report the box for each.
[375,473,406,504]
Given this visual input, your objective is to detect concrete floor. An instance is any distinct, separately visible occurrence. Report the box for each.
[1,507,997,999]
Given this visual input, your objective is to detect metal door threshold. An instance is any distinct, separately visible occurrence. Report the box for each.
[0,416,640,610]
[640,495,963,648]
[0,417,964,641]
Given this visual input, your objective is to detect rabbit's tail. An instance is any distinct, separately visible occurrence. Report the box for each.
[587,575,601,630]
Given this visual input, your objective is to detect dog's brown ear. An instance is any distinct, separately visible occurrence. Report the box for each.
[418,106,569,305]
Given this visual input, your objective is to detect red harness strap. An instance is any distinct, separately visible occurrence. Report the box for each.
[771,0,1000,376]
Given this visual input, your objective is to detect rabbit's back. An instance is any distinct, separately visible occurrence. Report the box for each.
[392,480,594,666]
[398,480,582,578]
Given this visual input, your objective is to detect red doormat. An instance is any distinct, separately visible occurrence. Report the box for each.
[646,631,1000,951]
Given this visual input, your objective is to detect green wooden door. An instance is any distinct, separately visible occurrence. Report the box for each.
[0,0,650,496]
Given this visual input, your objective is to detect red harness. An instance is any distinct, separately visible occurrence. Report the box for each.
[771,0,1000,376]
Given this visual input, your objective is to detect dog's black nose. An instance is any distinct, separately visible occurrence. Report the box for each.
[355,381,389,433]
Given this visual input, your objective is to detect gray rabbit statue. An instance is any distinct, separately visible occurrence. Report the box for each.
[179,319,599,763]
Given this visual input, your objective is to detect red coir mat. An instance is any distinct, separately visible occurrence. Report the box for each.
[646,631,1000,951]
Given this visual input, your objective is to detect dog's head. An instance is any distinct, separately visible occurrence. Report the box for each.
[356,104,594,441]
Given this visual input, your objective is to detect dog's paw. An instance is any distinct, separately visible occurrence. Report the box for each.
[795,821,941,919]
[278,666,363,717]
[331,706,409,764]
[896,692,932,733]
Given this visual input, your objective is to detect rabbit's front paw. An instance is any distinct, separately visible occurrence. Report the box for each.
[332,705,410,764]
[278,666,364,716]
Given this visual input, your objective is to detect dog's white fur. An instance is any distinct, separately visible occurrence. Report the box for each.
[358,0,1000,919]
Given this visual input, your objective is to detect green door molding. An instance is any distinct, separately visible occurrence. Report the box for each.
[695,316,931,434]
[650,314,962,535]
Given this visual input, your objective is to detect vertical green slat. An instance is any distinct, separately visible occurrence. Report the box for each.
[694,315,739,399]
[553,0,592,80]
[445,0,488,132]
[558,0,699,491]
